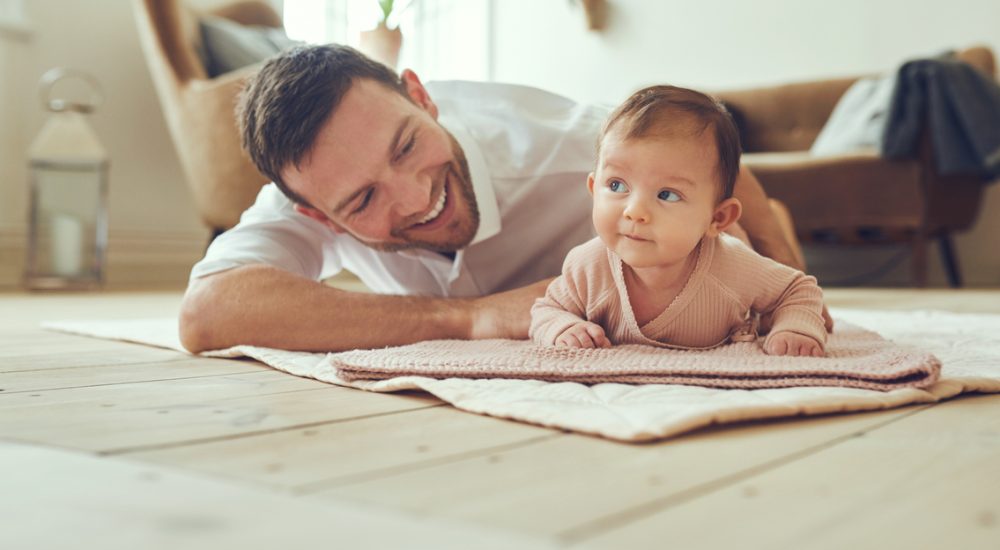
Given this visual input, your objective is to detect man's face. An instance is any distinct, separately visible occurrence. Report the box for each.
[589,127,727,270]
[282,73,479,253]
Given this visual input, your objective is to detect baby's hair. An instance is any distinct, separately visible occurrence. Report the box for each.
[600,85,741,200]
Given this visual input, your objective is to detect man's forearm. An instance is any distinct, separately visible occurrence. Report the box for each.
[732,165,804,272]
[179,264,552,353]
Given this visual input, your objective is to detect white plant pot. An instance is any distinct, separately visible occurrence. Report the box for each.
[359,22,402,68]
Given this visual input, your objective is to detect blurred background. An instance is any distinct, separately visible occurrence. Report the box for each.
[1,0,998,289]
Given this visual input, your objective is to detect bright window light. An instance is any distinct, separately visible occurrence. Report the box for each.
[283,0,336,44]
[282,0,491,81]
[284,0,387,46]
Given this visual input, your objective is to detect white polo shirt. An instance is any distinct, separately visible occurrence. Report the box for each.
[190,80,608,297]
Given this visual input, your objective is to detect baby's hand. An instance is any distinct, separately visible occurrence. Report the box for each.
[765,331,824,357]
[555,321,611,349]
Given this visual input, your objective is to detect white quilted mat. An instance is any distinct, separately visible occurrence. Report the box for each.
[44,309,1000,443]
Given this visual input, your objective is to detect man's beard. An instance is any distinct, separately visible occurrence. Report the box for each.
[368,130,480,254]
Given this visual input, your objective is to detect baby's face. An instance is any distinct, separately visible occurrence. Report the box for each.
[590,129,722,270]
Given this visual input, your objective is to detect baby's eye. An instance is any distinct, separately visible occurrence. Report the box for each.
[658,189,680,202]
[608,179,628,193]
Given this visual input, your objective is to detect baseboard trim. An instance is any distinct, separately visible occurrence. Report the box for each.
[0,227,207,290]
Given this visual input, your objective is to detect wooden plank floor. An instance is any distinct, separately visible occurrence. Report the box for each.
[2,288,999,549]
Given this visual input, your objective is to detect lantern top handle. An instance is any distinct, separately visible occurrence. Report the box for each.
[38,68,104,114]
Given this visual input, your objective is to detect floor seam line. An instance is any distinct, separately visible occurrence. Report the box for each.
[103,403,449,456]
[558,404,934,544]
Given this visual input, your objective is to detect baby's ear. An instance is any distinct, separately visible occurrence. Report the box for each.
[587,172,596,196]
[708,197,742,237]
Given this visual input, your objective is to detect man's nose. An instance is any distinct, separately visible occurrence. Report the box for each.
[388,169,433,218]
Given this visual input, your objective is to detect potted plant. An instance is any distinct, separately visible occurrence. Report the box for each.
[570,0,607,30]
[359,0,409,68]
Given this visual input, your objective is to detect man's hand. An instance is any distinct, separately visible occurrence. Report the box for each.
[468,278,554,340]
[555,321,611,348]
[764,331,824,357]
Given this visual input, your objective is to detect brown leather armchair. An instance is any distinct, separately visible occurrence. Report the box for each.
[716,46,995,287]
[133,0,280,237]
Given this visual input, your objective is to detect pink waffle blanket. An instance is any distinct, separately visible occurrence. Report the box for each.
[332,321,940,391]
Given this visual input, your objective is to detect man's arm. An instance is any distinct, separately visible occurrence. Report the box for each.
[732,165,805,272]
[179,264,552,353]
[734,165,834,330]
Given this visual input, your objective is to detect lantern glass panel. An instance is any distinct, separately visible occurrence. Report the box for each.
[28,162,106,286]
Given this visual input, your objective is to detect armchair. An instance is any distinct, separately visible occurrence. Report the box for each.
[133,0,281,237]
[716,46,995,287]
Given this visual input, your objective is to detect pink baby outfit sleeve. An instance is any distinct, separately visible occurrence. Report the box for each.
[707,235,828,349]
[529,238,619,345]
[531,234,827,350]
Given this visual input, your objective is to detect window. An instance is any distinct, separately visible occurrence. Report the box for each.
[0,0,30,37]
[283,0,492,81]
[283,0,348,46]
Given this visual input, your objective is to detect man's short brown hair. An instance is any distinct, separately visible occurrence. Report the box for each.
[237,44,407,206]
[600,85,741,200]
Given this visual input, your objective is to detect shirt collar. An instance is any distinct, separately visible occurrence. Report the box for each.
[438,112,501,245]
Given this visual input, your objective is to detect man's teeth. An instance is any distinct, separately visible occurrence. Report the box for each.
[417,187,447,225]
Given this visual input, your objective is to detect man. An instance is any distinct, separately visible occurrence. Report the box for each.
[179,45,803,353]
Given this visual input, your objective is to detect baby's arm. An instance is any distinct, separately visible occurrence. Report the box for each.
[724,240,827,356]
[757,270,827,356]
[530,274,608,347]
[530,241,611,348]
[764,330,824,357]
[554,321,611,348]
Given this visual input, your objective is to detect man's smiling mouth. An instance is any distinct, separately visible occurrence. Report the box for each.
[410,176,449,228]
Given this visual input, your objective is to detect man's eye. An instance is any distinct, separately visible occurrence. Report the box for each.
[658,189,680,202]
[353,189,374,214]
[397,134,416,160]
[608,179,627,193]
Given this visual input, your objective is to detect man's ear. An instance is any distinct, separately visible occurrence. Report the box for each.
[400,69,438,119]
[587,172,596,196]
[707,197,742,237]
[294,204,346,234]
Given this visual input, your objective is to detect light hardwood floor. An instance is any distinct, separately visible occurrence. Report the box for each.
[2,288,999,549]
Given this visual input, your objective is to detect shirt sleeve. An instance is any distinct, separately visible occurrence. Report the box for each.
[529,239,602,345]
[189,184,339,281]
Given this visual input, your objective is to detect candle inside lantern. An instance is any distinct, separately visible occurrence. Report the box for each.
[50,213,84,277]
[25,68,109,290]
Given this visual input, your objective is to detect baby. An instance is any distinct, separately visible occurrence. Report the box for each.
[530,85,828,356]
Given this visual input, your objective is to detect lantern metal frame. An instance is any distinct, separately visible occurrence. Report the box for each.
[23,68,109,290]
[24,158,109,290]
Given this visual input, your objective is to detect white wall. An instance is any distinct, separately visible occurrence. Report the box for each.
[491,0,1000,101]
[0,9,31,285]
[0,0,207,289]
[487,0,1000,287]
[2,0,997,288]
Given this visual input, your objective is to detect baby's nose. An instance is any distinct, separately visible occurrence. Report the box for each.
[623,201,649,223]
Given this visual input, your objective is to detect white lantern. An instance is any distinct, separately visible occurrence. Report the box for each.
[25,68,108,290]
